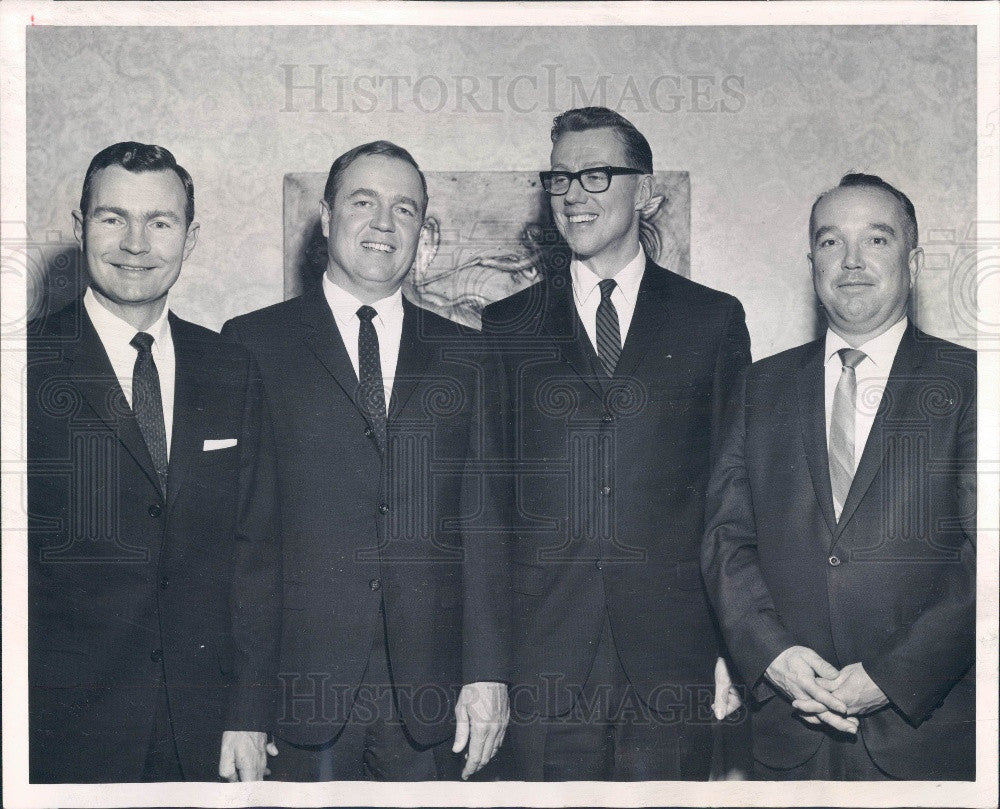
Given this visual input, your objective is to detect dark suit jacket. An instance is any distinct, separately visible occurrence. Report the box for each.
[28,299,281,783]
[479,259,751,722]
[221,291,508,748]
[701,324,976,780]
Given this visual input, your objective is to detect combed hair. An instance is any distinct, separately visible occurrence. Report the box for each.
[80,142,195,227]
[323,140,428,210]
[550,107,653,174]
[810,172,918,249]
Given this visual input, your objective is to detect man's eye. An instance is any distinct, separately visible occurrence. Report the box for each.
[871,236,887,245]
[818,238,838,248]
[150,221,171,229]
[354,199,372,208]
[396,206,415,217]
[582,172,605,182]
[99,217,123,226]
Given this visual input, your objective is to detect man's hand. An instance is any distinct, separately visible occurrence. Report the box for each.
[218,730,276,782]
[813,662,889,716]
[766,646,858,734]
[452,681,509,780]
[713,656,742,720]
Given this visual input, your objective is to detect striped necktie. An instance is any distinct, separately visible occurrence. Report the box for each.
[595,279,621,378]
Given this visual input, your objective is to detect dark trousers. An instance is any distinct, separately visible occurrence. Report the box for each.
[512,615,713,781]
[270,608,460,781]
[754,732,893,781]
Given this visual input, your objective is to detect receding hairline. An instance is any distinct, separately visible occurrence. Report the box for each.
[809,183,916,247]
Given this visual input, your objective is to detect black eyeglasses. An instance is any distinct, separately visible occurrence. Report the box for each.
[539,166,645,196]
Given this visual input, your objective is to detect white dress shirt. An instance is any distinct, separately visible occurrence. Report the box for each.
[824,316,908,507]
[322,274,404,406]
[84,287,176,456]
[571,247,646,353]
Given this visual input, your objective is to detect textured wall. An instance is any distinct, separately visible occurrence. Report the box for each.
[26,25,976,356]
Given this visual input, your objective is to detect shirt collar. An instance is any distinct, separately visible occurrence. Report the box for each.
[84,286,171,348]
[322,273,404,328]
[571,247,646,306]
[824,316,908,370]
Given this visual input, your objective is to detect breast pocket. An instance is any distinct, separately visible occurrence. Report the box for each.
[197,443,240,469]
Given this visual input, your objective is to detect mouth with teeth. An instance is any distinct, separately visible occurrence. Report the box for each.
[361,241,396,253]
[565,213,598,224]
[112,263,156,271]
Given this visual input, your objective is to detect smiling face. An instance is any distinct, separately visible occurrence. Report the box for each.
[809,184,922,346]
[73,165,198,331]
[549,127,651,278]
[321,154,426,303]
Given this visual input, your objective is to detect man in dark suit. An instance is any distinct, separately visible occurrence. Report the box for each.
[702,173,976,780]
[28,142,281,783]
[479,107,751,780]
[222,141,509,781]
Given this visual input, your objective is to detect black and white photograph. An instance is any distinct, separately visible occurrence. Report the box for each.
[1,2,997,807]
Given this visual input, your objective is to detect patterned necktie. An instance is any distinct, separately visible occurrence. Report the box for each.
[130,332,169,495]
[829,347,867,519]
[595,279,621,378]
[357,305,387,452]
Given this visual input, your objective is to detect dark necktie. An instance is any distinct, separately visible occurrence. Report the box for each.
[130,332,169,494]
[829,347,867,519]
[357,305,387,452]
[595,278,621,378]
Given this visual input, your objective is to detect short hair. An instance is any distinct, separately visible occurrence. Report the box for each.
[80,141,195,227]
[550,107,653,174]
[323,140,428,212]
[809,172,918,250]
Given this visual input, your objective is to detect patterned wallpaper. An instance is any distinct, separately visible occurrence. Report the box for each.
[26,25,977,356]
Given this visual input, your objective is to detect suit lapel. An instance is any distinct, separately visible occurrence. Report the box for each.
[613,260,671,384]
[834,324,924,539]
[539,274,605,403]
[63,302,162,496]
[165,314,207,513]
[388,298,432,421]
[796,339,838,539]
[299,289,381,432]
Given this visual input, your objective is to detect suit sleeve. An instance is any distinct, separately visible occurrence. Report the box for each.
[226,344,283,730]
[710,298,752,465]
[459,325,513,684]
[862,369,976,725]
[701,368,797,699]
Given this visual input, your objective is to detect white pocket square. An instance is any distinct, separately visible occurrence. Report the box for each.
[203,438,237,451]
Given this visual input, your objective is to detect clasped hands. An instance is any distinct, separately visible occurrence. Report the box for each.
[765,645,889,734]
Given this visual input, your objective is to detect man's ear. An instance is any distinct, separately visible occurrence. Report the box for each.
[908,246,924,287]
[72,210,85,247]
[183,221,200,260]
[634,174,654,211]
[319,200,331,239]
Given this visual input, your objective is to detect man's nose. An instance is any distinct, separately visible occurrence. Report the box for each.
[120,222,150,254]
[370,204,395,232]
[842,241,864,270]
[563,176,588,204]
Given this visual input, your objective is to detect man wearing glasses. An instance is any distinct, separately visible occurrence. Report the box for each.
[479,107,750,779]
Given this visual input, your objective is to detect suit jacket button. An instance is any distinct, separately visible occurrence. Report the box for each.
[602,413,614,423]
[365,427,374,438]
[600,486,612,497]
[595,560,603,571]
[160,576,170,589]
[369,578,381,591]
[378,503,389,514]
[148,504,162,518]
[150,649,163,663]
[828,555,841,567]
